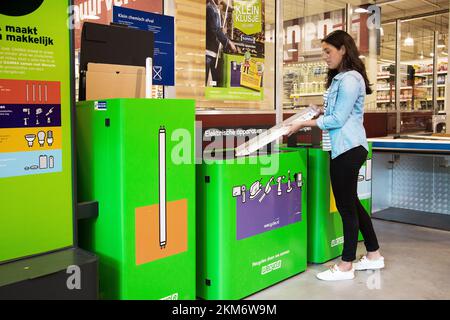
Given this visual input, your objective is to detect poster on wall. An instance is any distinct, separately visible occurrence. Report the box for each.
[112,6,174,86]
[0,0,74,262]
[205,0,265,101]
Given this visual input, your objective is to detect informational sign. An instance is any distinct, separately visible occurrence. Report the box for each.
[0,1,74,263]
[73,0,163,50]
[0,79,62,178]
[234,171,303,240]
[205,0,265,101]
[112,6,175,86]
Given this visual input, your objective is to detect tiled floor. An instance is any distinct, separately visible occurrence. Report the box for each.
[247,219,450,300]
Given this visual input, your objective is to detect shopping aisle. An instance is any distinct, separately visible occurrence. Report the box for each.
[247,219,450,300]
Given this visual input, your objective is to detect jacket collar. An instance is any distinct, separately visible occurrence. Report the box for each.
[333,70,349,81]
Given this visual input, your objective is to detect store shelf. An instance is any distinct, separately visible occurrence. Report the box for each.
[415,71,448,76]
[377,75,392,79]
[377,99,412,103]
[290,93,323,97]
[377,86,413,91]
[415,85,447,88]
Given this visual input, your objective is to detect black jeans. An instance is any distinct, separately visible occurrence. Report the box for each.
[330,145,380,262]
[206,55,220,87]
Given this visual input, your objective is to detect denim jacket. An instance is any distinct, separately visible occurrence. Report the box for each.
[316,70,369,159]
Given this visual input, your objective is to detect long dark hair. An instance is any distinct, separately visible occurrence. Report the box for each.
[322,30,373,95]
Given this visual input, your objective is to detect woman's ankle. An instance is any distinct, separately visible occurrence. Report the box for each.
[366,250,382,260]
[338,261,353,271]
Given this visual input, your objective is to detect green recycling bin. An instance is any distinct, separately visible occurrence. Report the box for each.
[196,149,308,300]
[76,98,196,299]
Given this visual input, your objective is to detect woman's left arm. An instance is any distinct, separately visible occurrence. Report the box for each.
[316,74,361,131]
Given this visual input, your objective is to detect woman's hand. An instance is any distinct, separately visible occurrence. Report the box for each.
[284,119,318,137]
[284,122,306,137]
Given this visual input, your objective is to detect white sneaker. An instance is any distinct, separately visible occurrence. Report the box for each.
[353,255,385,271]
[316,264,355,281]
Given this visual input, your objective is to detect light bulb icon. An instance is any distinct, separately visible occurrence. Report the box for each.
[47,130,53,146]
[37,131,45,147]
[25,134,36,147]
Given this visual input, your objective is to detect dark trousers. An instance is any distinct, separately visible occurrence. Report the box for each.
[206,55,220,87]
[330,145,380,262]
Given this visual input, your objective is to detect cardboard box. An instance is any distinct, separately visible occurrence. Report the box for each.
[86,63,146,100]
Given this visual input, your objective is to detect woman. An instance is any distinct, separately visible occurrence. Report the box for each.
[286,30,384,281]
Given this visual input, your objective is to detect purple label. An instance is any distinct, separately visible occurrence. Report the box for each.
[0,104,61,128]
[236,182,302,240]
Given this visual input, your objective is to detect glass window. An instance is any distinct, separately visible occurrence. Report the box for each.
[174,0,275,110]
[282,1,346,111]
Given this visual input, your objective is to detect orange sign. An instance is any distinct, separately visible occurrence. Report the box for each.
[135,199,188,266]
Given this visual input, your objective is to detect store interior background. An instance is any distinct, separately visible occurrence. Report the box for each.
[74,0,449,137]
[73,0,449,136]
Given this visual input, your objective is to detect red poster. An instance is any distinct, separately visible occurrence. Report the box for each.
[73,0,163,50]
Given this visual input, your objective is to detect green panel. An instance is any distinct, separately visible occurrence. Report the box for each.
[77,99,196,300]
[197,150,308,300]
[0,1,74,263]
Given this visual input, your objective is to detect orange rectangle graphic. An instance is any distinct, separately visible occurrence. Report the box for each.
[135,199,188,266]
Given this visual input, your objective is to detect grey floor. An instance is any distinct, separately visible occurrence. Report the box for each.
[246,219,450,300]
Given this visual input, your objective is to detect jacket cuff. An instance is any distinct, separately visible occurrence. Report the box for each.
[316,116,325,130]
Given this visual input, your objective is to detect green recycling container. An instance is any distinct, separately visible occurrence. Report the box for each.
[76,99,196,300]
[196,149,308,300]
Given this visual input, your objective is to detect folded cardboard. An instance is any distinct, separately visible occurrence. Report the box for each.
[86,63,146,100]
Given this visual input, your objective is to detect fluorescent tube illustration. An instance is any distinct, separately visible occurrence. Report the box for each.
[25,134,36,147]
[159,126,167,249]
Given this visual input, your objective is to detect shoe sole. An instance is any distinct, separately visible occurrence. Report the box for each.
[316,275,355,281]
[354,265,385,271]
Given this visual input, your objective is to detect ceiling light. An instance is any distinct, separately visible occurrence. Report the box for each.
[288,49,298,52]
[404,33,414,47]
[380,27,384,37]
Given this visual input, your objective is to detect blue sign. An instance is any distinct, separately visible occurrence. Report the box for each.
[113,6,175,86]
